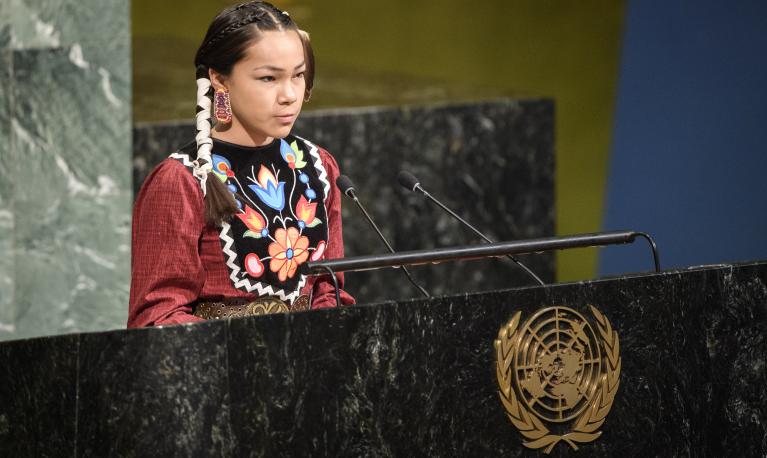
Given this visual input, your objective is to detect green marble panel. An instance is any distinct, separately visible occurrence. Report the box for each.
[0,23,15,340]
[0,0,131,341]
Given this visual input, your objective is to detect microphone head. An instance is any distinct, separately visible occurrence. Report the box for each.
[397,170,420,192]
[335,175,356,197]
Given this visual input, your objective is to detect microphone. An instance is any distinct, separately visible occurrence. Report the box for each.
[336,175,356,199]
[336,175,431,298]
[396,170,545,286]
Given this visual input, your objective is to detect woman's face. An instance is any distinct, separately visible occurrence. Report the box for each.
[212,30,306,145]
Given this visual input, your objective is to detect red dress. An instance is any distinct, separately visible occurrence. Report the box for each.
[128,138,355,328]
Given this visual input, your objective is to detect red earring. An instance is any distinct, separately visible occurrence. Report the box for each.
[214,88,232,124]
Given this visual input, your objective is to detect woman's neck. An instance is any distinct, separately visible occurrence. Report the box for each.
[211,123,273,147]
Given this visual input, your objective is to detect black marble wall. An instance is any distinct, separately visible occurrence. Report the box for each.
[133,100,555,302]
[1,261,765,456]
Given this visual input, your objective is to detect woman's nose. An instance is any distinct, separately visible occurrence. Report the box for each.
[278,80,297,104]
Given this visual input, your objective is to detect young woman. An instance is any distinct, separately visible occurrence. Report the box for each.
[128,1,355,327]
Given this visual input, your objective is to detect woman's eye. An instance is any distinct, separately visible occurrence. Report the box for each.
[258,76,275,82]
[293,72,305,79]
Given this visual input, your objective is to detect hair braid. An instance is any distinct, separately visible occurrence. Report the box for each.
[193,65,214,195]
[198,10,270,56]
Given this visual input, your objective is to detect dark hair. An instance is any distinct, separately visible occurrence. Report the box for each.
[192,1,315,225]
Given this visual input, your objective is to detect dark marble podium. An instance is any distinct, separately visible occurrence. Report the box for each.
[1,261,766,456]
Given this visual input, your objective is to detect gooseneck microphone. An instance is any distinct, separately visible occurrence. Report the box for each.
[396,170,545,286]
[336,175,431,298]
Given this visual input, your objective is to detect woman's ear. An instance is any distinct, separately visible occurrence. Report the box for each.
[208,68,228,91]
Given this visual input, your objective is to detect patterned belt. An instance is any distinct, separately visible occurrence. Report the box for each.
[193,295,310,320]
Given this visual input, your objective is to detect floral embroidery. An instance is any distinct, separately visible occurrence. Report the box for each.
[268,227,310,281]
[295,195,322,229]
[248,165,285,211]
[280,139,308,169]
[310,240,326,261]
[212,154,233,182]
[244,253,265,277]
[180,135,329,299]
[237,205,268,239]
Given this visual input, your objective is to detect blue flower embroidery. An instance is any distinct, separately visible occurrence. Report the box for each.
[248,165,285,211]
[211,154,232,182]
[280,139,308,169]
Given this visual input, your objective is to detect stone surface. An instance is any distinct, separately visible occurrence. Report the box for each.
[0,21,14,336]
[133,99,556,303]
[0,261,765,456]
[0,0,131,341]
[0,333,78,456]
[76,321,233,457]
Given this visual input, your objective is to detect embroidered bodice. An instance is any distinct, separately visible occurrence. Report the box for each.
[172,135,331,303]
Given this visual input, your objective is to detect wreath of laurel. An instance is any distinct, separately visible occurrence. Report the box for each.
[494,306,621,454]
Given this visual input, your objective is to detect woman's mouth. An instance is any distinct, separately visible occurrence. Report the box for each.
[276,113,295,124]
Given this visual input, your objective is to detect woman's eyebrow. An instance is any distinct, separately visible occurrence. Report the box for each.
[252,62,306,72]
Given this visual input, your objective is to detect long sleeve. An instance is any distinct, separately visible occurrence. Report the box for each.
[304,148,356,309]
[128,159,207,328]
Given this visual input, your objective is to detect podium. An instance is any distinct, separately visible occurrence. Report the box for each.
[1,261,766,456]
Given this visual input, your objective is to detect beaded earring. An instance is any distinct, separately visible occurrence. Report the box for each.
[214,87,232,124]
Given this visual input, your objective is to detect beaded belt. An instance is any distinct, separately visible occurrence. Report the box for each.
[192,295,310,320]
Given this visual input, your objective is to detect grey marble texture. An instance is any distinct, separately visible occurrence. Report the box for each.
[0,261,765,456]
[134,99,555,303]
[0,22,14,335]
[0,0,131,341]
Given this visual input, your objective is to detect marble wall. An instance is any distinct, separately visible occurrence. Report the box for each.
[0,1,131,341]
[134,99,555,303]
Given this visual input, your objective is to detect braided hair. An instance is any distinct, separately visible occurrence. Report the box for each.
[193,1,315,225]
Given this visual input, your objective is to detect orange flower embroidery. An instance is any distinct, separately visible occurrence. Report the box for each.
[295,195,320,229]
[268,227,310,281]
[236,205,267,234]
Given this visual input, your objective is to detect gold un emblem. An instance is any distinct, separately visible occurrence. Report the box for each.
[494,306,621,453]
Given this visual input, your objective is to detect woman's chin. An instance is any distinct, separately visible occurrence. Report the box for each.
[271,125,295,139]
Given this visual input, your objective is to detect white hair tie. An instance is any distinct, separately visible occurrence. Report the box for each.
[194,77,214,195]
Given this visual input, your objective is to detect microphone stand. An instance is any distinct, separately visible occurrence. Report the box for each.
[347,189,431,298]
[414,184,546,286]
[305,230,660,275]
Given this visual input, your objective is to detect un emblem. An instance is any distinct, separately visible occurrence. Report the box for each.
[494,306,621,453]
